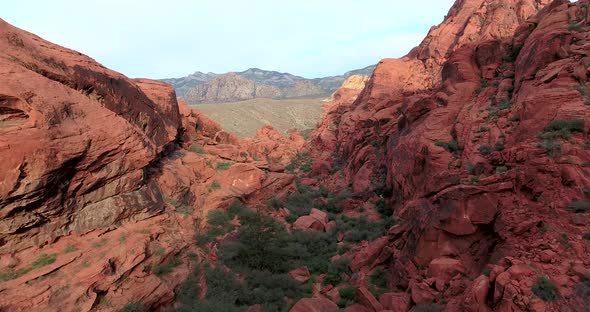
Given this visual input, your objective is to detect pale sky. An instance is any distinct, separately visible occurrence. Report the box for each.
[2,0,455,79]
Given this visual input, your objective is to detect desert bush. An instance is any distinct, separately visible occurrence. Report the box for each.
[375,199,393,217]
[496,166,508,174]
[324,258,352,286]
[188,143,205,154]
[153,257,182,276]
[208,181,221,192]
[568,200,590,213]
[216,161,233,171]
[286,152,313,173]
[510,115,521,122]
[537,140,562,158]
[475,126,490,133]
[369,268,388,289]
[338,286,357,308]
[583,233,590,240]
[532,275,558,301]
[494,142,505,151]
[435,140,462,155]
[121,301,145,312]
[479,144,492,156]
[544,119,585,133]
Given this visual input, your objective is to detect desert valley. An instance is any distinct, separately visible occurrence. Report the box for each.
[1,0,590,311]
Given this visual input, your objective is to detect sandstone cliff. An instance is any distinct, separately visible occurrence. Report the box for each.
[306,0,590,310]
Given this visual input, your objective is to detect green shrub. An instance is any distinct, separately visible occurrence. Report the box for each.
[189,143,205,154]
[583,233,590,240]
[435,140,462,155]
[494,142,505,151]
[369,269,388,289]
[208,181,221,192]
[31,254,56,269]
[207,210,232,227]
[479,144,492,156]
[338,216,394,243]
[324,258,352,286]
[574,83,590,105]
[499,98,512,110]
[466,163,477,175]
[475,126,490,133]
[537,140,562,158]
[466,176,480,186]
[121,301,145,312]
[496,166,508,174]
[286,153,313,173]
[268,197,283,210]
[503,44,522,63]
[375,199,393,217]
[568,22,582,31]
[510,115,521,122]
[153,257,182,276]
[568,200,590,213]
[63,243,78,254]
[216,162,233,171]
[544,119,585,133]
[338,286,357,308]
[532,276,558,301]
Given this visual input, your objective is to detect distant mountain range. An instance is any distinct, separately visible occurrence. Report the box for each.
[162,65,375,104]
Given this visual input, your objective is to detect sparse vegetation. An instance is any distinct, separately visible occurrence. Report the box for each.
[153,257,182,276]
[188,143,205,154]
[435,140,462,155]
[503,44,523,63]
[216,161,233,171]
[499,98,512,110]
[510,115,521,122]
[286,152,313,173]
[466,176,480,186]
[208,181,221,192]
[537,140,562,158]
[496,166,508,174]
[494,142,505,151]
[568,200,590,213]
[194,98,325,138]
[479,144,492,156]
[0,253,57,282]
[338,286,357,308]
[63,243,78,254]
[475,126,490,133]
[583,233,590,240]
[121,301,146,312]
[532,276,558,302]
[574,83,590,105]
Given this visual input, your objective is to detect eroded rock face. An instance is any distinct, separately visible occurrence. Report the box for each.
[306,0,590,310]
[0,18,182,253]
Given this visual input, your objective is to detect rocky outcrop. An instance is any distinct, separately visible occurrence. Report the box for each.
[306,0,590,310]
[0,18,306,311]
[0,18,182,253]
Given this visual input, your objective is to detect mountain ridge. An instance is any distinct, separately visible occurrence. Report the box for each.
[162,65,376,104]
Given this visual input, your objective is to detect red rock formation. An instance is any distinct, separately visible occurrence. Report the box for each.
[305,0,590,310]
[0,17,305,311]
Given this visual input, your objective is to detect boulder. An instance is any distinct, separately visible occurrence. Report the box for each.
[289,266,311,284]
[290,298,339,312]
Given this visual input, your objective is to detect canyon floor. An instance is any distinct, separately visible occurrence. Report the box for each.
[192,97,326,138]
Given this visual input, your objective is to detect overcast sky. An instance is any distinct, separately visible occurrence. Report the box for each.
[2,0,455,79]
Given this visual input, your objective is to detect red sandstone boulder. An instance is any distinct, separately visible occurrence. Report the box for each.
[379,292,411,312]
[289,266,311,284]
[356,287,384,311]
[290,298,339,312]
[427,257,466,281]
[293,216,325,231]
